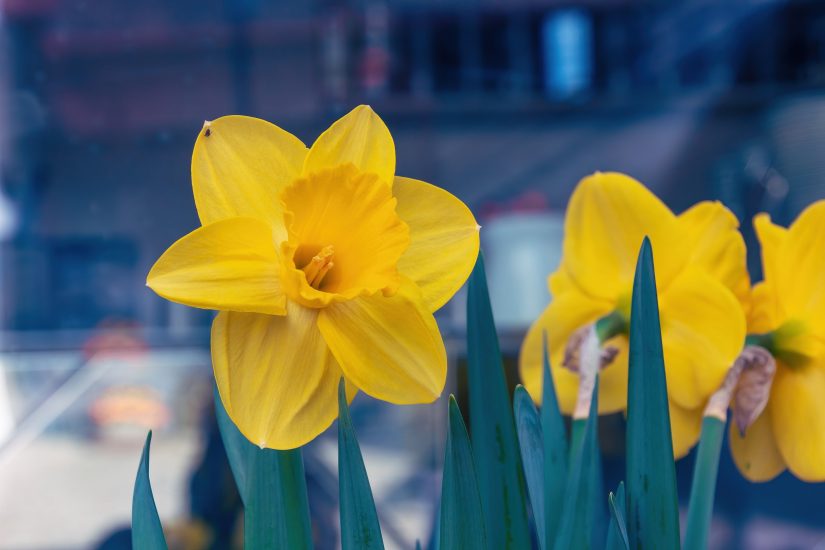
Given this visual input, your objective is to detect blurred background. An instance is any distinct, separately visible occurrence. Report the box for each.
[0,0,824,548]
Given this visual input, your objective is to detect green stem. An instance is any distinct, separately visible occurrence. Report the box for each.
[595,311,628,343]
[684,416,726,550]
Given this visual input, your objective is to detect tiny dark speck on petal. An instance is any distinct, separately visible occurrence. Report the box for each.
[204,128,212,137]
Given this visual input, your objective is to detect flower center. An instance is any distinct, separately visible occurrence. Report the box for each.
[277,164,411,309]
[300,245,335,290]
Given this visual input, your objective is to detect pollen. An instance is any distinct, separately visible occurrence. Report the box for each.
[301,245,335,289]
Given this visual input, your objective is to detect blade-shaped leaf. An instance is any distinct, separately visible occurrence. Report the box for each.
[338,380,384,550]
[541,335,568,549]
[440,396,487,550]
[684,416,726,550]
[625,238,680,549]
[466,253,531,549]
[553,378,600,550]
[214,389,313,550]
[514,385,546,550]
[606,482,629,550]
[132,431,168,550]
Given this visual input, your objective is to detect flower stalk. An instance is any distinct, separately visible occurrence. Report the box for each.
[685,346,776,550]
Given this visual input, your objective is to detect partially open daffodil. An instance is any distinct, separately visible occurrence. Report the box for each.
[147,106,479,449]
[728,202,825,481]
[519,172,749,458]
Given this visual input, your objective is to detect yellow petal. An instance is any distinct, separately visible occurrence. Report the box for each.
[678,201,750,308]
[659,269,746,410]
[776,201,825,337]
[317,279,446,404]
[147,217,286,315]
[563,172,684,302]
[669,402,702,460]
[748,282,781,335]
[279,165,410,306]
[212,305,345,450]
[393,176,480,312]
[303,105,395,185]
[192,116,307,239]
[729,406,785,482]
[518,291,626,415]
[770,364,825,481]
[753,212,787,292]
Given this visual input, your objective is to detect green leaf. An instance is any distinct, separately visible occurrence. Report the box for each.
[338,380,384,550]
[606,482,629,550]
[513,385,546,550]
[132,431,168,550]
[466,253,531,549]
[625,238,680,549]
[440,396,487,550]
[214,389,313,550]
[684,416,726,550]
[553,378,600,550]
[541,335,568,549]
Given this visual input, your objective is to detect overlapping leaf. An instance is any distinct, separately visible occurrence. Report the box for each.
[466,254,531,549]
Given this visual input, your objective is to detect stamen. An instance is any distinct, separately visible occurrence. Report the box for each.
[300,245,335,290]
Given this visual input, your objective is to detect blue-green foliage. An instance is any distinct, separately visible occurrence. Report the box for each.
[214,389,313,550]
[131,431,168,550]
[553,378,600,550]
[606,482,629,550]
[541,337,569,549]
[466,254,531,549]
[625,238,680,549]
[514,385,546,550]
[338,380,384,550]
[439,396,488,550]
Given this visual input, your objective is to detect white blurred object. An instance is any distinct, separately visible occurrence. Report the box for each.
[0,359,12,446]
[482,212,564,331]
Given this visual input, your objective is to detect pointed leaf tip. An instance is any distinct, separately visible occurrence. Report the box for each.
[440,396,487,550]
[132,431,168,550]
[466,253,531,549]
[540,332,569,549]
[553,377,600,550]
[626,239,680,550]
[606,481,629,550]
[514,385,546,550]
[338,379,384,550]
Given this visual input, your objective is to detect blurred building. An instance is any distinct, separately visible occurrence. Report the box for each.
[3,0,825,333]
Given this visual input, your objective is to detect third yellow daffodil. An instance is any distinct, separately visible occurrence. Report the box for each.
[729,201,825,482]
[519,172,749,458]
[147,106,479,449]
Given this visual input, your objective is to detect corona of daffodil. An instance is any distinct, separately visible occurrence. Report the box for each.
[147,106,479,449]
[728,202,825,482]
[519,172,749,457]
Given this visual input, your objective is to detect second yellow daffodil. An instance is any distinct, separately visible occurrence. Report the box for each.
[147,106,479,450]
[519,172,749,458]
[729,202,825,482]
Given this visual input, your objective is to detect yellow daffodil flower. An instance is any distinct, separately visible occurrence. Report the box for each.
[729,202,825,482]
[147,106,479,449]
[519,172,749,458]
